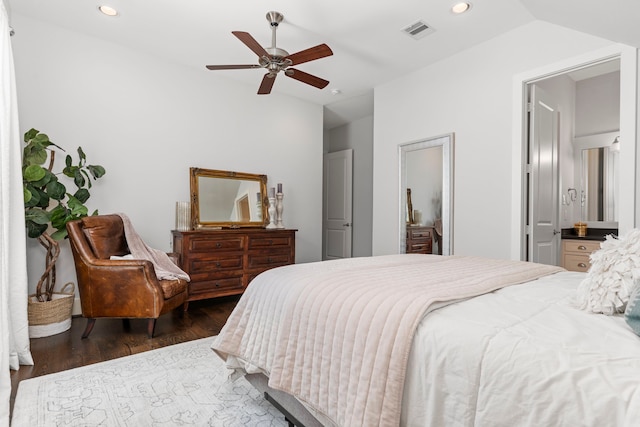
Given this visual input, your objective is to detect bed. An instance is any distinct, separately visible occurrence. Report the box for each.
[212,253,640,427]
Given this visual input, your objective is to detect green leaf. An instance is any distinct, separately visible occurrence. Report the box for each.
[65,154,72,168]
[23,165,46,182]
[24,128,39,142]
[74,188,90,204]
[66,195,88,217]
[73,169,86,188]
[32,133,50,145]
[87,165,106,179]
[50,205,70,230]
[77,147,86,163]
[46,180,66,200]
[50,229,68,241]
[25,208,50,225]
[25,186,49,208]
[30,170,55,188]
[26,221,48,239]
[22,144,49,166]
[23,187,32,204]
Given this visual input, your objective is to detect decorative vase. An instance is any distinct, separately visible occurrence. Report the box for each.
[266,197,277,229]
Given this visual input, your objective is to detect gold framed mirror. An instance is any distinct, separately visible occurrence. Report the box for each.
[190,168,268,228]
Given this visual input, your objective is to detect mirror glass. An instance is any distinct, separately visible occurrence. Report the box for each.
[399,134,454,255]
[190,168,268,228]
[581,145,619,222]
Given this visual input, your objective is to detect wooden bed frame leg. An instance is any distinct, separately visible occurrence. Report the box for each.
[81,318,96,339]
[147,318,157,338]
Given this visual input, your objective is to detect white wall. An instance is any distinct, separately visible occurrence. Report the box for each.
[324,115,373,257]
[11,14,324,294]
[373,21,624,258]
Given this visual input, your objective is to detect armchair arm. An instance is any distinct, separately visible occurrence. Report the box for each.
[78,258,166,318]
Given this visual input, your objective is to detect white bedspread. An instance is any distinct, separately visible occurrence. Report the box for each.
[402,270,640,426]
[212,254,563,426]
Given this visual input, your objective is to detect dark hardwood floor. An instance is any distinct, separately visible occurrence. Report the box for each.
[9,296,239,417]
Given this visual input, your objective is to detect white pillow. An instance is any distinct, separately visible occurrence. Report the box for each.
[109,254,134,260]
[576,228,640,315]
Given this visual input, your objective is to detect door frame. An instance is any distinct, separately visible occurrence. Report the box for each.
[511,44,638,260]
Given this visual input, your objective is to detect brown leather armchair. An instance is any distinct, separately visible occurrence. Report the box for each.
[66,214,188,338]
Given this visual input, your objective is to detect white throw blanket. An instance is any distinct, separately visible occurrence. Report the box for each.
[212,254,563,427]
[116,213,190,282]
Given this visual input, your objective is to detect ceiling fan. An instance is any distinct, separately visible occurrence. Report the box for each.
[206,11,333,95]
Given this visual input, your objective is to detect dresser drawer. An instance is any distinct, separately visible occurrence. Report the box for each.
[188,236,245,253]
[408,242,432,253]
[188,254,244,275]
[248,250,292,269]
[563,254,591,272]
[407,228,432,240]
[563,240,600,254]
[248,235,292,249]
[189,277,244,295]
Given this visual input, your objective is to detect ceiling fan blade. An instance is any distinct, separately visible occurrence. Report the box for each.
[232,31,270,58]
[258,73,277,94]
[206,64,262,70]
[285,44,333,66]
[285,68,329,89]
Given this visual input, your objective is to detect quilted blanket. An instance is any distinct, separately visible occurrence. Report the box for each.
[212,254,564,427]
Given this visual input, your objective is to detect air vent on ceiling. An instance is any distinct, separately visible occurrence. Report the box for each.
[402,20,435,40]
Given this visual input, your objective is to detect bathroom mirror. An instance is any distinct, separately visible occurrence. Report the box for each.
[190,167,268,228]
[399,133,454,255]
[582,145,618,223]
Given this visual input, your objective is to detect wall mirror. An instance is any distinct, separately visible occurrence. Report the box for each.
[399,133,454,255]
[573,131,619,228]
[190,167,268,228]
[581,144,619,224]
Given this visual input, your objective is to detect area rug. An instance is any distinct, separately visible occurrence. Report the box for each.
[12,337,287,426]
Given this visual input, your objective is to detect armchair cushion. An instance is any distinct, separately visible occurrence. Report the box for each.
[81,215,129,259]
[160,279,188,299]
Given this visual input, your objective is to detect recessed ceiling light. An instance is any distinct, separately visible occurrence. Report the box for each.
[98,5,119,17]
[451,2,471,14]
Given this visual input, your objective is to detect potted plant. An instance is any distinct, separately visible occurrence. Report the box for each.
[22,128,106,336]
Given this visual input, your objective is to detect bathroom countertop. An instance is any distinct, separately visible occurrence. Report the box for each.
[561,228,617,241]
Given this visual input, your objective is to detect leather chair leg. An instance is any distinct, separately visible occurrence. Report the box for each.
[147,318,157,338]
[81,318,96,339]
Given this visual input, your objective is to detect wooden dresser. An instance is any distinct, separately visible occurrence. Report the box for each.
[172,228,296,309]
[406,226,434,254]
[561,239,601,272]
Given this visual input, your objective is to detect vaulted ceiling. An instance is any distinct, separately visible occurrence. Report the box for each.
[7,0,640,128]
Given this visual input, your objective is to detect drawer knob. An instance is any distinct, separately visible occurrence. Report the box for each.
[216,262,221,268]
[578,263,587,268]
[215,282,220,288]
[216,242,222,248]
[578,245,587,250]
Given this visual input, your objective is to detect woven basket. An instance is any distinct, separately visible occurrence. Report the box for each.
[28,282,75,338]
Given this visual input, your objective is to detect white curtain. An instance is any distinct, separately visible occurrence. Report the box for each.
[0,1,33,424]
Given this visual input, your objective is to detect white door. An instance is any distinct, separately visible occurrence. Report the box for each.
[323,149,353,260]
[528,85,560,265]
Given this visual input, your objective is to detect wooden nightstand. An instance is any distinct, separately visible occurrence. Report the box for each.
[406,226,434,254]
[561,239,601,272]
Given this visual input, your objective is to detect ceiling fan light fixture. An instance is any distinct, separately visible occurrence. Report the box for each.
[98,5,119,17]
[451,2,471,14]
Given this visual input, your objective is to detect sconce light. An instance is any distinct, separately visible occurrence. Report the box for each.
[610,136,620,152]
